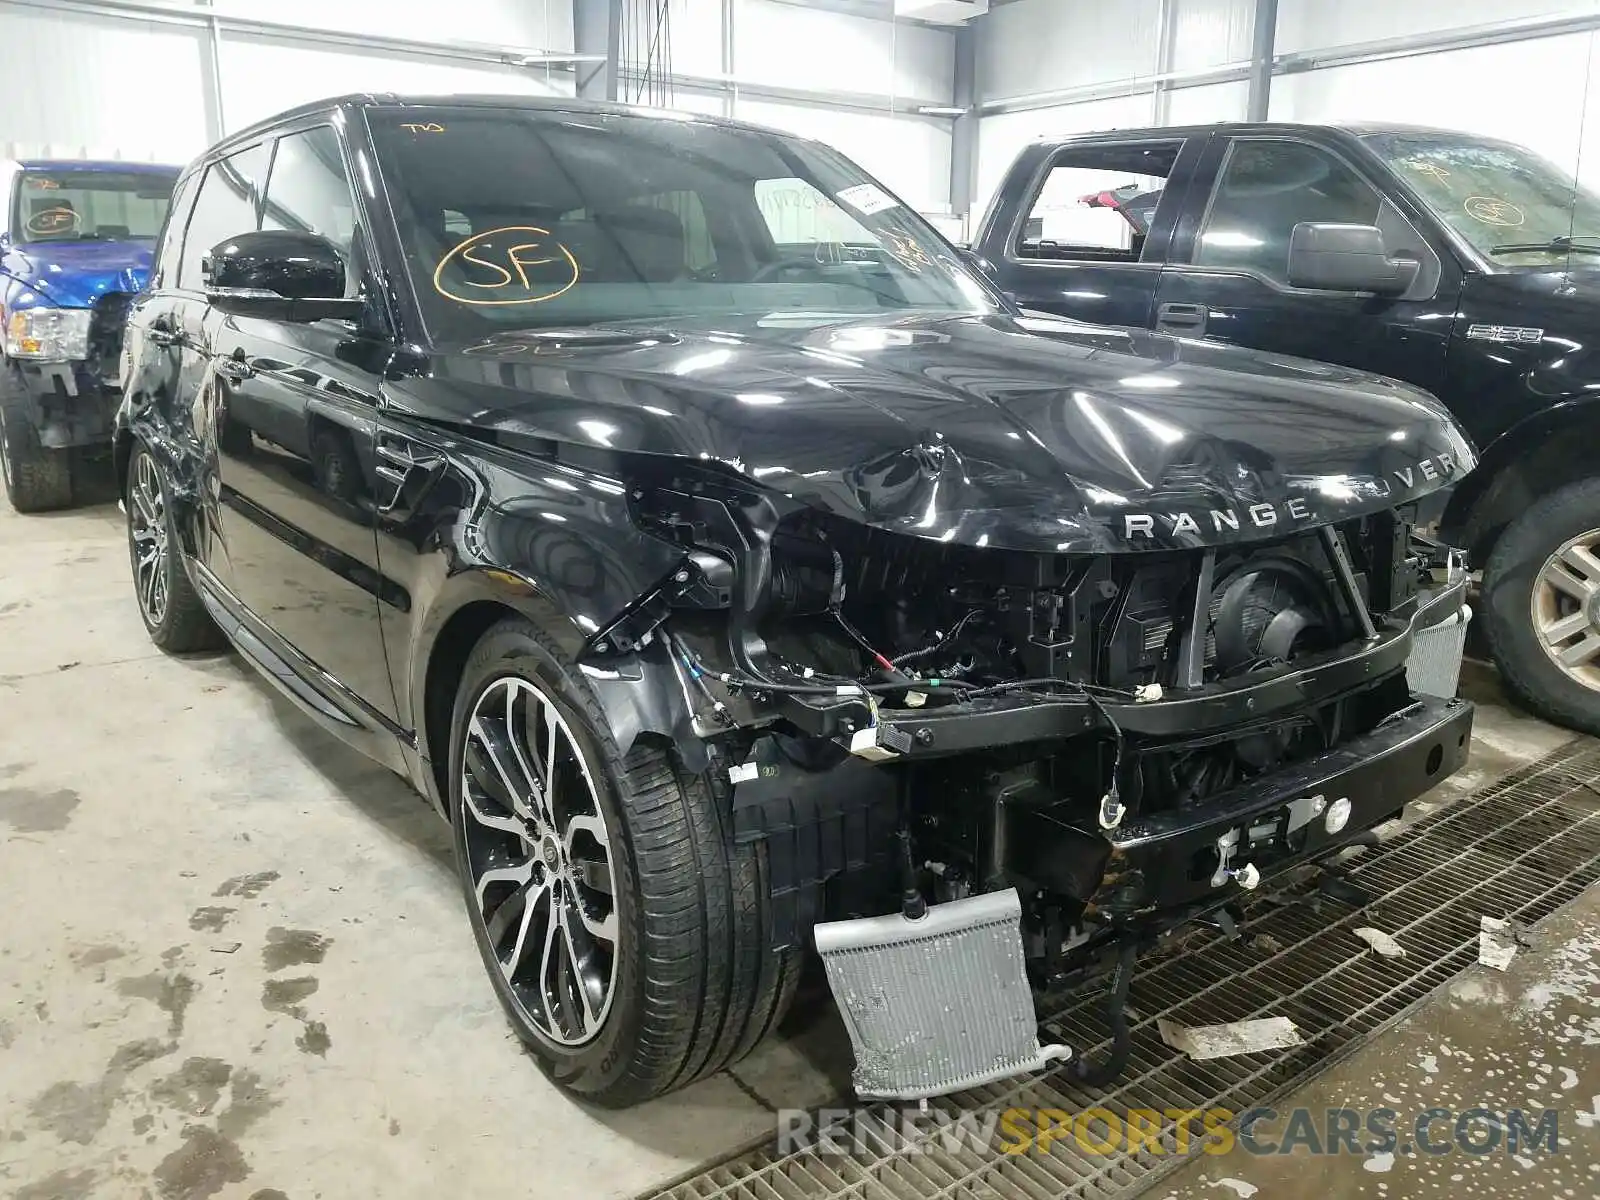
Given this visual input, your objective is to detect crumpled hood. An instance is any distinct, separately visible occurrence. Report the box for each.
[1,239,154,307]
[389,311,1478,553]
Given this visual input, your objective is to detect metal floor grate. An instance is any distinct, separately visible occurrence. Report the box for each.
[645,736,1600,1200]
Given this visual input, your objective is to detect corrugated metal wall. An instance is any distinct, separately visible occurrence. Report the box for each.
[0,5,211,162]
[0,0,575,165]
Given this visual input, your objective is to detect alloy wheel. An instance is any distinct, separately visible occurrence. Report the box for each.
[128,452,170,627]
[1531,527,1600,691]
[459,676,620,1047]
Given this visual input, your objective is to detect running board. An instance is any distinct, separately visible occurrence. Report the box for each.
[195,586,357,727]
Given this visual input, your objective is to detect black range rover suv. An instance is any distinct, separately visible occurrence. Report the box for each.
[118,95,1474,1106]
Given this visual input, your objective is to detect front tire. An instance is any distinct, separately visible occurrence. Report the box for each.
[0,371,73,512]
[1482,477,1600,734]
[125,442,224,653]
[448,617,796,1106]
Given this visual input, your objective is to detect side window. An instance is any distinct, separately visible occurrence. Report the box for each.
[179,143,269,290]
[1195,140,1382,283]
[261,126,360,296]
[754,178,874,253]
[153,171,199,289]
[1016,142,1182,263]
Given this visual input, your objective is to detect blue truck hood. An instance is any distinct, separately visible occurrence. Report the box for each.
[1,238,154,307]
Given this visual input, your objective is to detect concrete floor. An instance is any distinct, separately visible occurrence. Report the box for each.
[0,482,1596,1200]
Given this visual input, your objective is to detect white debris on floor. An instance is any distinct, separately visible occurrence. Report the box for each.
[1156,1016,1303,1060]
[1208,1180,1258,1197]
[1354,926,1407,957]
[1479,916,1521,970]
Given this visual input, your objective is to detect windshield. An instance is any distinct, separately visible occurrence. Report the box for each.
[367,107,997,345]
[12,169,177,244]
[1363,132,1600,264]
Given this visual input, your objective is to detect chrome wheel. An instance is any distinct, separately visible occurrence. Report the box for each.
[1532,528,1600,691]
[129,452,170,628]
[459,676,619,1047]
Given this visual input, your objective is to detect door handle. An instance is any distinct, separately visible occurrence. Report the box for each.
[1156,302,1208,336]
[147,322,178,348]
[216,357,254,385]
[375,436,445,520]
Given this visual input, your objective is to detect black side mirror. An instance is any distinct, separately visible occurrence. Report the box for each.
[1286,222,1419,297]
[203,230,364,322]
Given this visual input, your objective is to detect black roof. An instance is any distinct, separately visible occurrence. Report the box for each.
[1024,120,1495,145]
[208,92,805,161]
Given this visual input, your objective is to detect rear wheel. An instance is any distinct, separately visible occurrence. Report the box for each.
[449,617,797,1106]
[0,372,73,512]
[125,442,224,652]
[1483,477,1600,735]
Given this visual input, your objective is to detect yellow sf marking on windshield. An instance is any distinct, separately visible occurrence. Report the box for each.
[433,226,581,306]
[401,123,446,134]
[1464,196,1525,227]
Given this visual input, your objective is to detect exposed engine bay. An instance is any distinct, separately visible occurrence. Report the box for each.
[592,468,1472,1051]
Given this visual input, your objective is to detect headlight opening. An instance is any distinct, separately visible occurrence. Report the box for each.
[5,307,92,361]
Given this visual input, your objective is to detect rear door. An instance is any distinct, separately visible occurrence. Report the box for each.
[1152,133,1458,393]
[168,142,272,589]
[979,135,1207,329]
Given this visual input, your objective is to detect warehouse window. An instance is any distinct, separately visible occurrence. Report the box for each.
[261,126,360,296]
[179,143,268,291]
[1016,141,1181,263]
[1195,140,1382,283]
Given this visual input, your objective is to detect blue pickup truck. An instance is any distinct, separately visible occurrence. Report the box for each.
[1,159,179,511]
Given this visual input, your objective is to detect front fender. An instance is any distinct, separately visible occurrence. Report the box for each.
[1441,395,1600,555]
[392,443,699,805]
[404,565,703,813]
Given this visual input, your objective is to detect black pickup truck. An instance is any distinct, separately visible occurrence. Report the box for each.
[972,122,1600,735]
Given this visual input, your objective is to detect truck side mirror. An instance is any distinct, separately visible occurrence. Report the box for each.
[1286,222,1419,297]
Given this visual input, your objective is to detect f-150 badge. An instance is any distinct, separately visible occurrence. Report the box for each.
[1466,324,1543,344]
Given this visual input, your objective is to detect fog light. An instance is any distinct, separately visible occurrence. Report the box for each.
[1325,796,1352,834]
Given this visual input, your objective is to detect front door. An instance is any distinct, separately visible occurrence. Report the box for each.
[982,135,1206,329]
[1152,135,1459,395]
[205,123,400,724]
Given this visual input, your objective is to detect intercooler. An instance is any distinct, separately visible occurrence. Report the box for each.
[1407,603,1471,698]
[1405,552,1473,699]
[814,889,1070,1100]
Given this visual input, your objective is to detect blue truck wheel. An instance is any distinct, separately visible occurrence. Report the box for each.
[0,369,73,512]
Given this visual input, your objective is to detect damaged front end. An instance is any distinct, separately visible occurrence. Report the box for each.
[576,447,1475,1100]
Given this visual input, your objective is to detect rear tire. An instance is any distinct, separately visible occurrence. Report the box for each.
[125,441,224,653]
[0,371,73,512]
[1482,477,1600,735]
[448,617,796,1106]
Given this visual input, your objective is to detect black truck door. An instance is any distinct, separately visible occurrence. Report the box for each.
[1152,134,1459,393]
[976,135,1206,329]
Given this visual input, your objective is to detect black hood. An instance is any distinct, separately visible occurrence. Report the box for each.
[386,312,1476,554]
